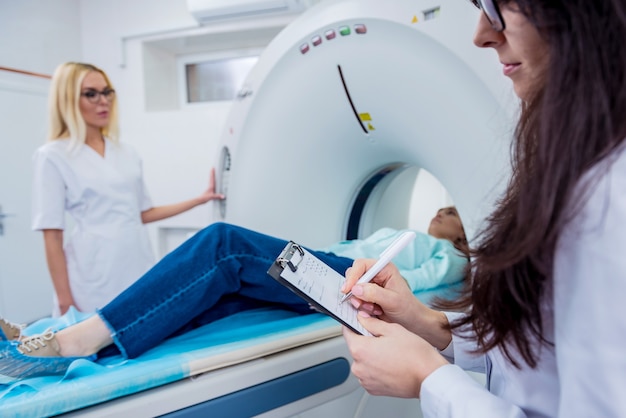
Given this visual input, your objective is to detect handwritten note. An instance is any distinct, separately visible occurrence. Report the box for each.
[279,248,371,336]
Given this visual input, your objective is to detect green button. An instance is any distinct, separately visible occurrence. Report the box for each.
[339,26,351,36]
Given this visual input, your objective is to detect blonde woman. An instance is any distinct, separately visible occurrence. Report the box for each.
[32,62,223,316]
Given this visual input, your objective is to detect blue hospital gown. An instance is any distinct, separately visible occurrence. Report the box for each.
[320,227,468,293]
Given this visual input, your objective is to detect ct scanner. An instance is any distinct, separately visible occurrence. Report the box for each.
[216,0,514,246]
[0,0,517,416]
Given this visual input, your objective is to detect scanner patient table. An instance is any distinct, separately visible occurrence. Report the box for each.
[0,286,458,417]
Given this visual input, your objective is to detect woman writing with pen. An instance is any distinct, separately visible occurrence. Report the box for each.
[341,0,626,416]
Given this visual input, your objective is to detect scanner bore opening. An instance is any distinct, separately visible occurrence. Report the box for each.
[346,164,453,240]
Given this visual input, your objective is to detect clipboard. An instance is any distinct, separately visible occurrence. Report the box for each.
[267,241,371,336]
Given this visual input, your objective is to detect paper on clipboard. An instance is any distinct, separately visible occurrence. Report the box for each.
[269,242,371,336]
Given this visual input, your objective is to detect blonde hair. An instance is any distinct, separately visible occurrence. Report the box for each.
[47,62,119,149]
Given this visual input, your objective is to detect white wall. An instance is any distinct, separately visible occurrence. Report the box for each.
[0,0,82,73]
[0,0,83,321]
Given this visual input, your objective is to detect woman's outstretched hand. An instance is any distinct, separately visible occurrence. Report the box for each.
[199,167,225,203]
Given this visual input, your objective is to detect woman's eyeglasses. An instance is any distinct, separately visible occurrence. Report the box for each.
[81,88,116,104]
[469,0,505,32]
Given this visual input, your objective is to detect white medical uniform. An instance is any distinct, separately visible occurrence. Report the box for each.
[32,138,155,316]
[420,143,626,417]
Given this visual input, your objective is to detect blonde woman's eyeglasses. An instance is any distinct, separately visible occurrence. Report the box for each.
[81,88,116,104]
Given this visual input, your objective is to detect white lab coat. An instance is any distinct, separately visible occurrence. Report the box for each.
[420,143,626,417]
[32,138,155,316]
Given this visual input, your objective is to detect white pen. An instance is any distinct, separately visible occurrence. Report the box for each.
[340,231,416,303]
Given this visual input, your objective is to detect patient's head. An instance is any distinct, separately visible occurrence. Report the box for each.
[427,206,468,256]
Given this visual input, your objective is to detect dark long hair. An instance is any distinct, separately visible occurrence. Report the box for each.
[442,0,626,368]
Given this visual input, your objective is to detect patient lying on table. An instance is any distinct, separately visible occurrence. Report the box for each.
[0,207,468,380]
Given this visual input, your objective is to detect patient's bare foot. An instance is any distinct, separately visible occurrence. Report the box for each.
[54,315,114,358]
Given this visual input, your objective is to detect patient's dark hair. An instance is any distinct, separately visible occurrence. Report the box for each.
[438,0,626,368]
[445,206,469,258]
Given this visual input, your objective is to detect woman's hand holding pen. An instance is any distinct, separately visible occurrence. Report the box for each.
[342,259,427,333]
[342,259,453,346]
[342,258,452,348]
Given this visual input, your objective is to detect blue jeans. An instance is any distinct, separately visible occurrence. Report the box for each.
[97,223,354,359]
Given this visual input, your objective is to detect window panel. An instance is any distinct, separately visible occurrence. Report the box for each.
[185,56,258,102]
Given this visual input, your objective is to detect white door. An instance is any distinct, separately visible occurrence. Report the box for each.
[0,71,54,323]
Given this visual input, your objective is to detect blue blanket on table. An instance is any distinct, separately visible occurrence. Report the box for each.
[0,308,338,417]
